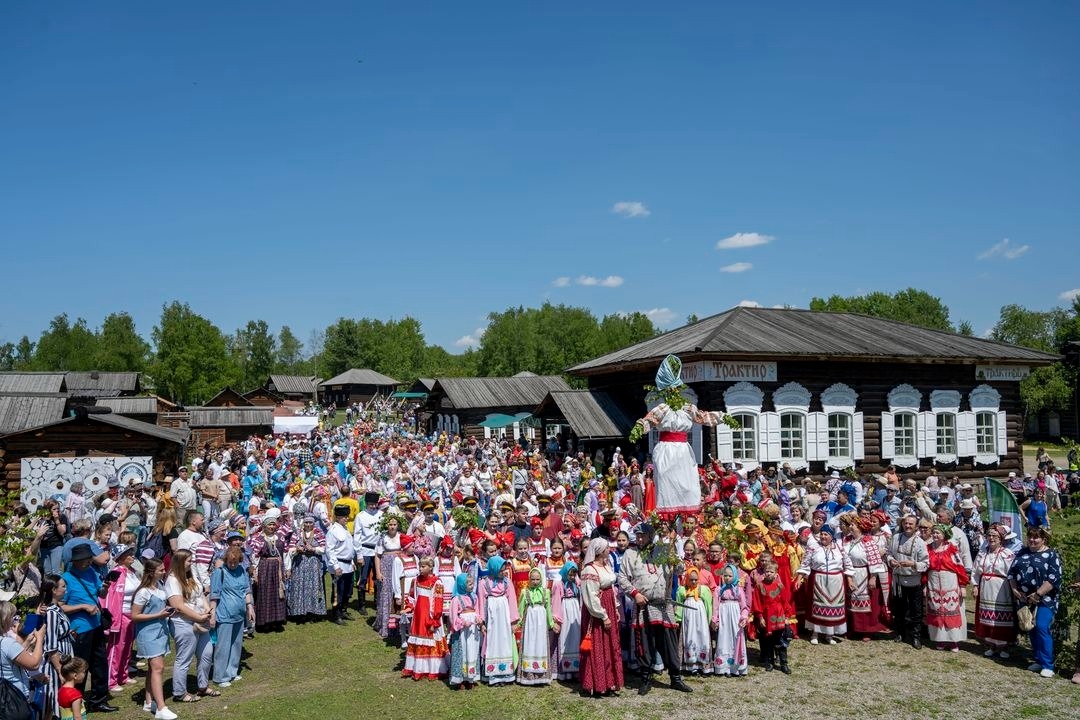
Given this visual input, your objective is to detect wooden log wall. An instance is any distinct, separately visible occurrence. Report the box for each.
[586,359,1026,480]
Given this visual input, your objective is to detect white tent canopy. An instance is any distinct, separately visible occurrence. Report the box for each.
[273,416,318,436]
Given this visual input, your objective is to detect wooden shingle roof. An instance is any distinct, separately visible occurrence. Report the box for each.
[569,306,1061,374]
[94,397,159,415]
[432,376,571,410]
[65,371,140,397]
[267,375,320,395]
[320,369,401,387]
[534,390,633,440]
[0,372,67,394]
[0,395,68,434]
[188,407,275,428]
[0,409,188,445]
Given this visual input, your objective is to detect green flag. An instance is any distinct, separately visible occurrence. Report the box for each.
[984,476,1024,542]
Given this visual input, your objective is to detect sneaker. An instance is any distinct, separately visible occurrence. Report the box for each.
[999,651,1010,659]
[217,681,232,688]
[950,645,959,653]
[1028,663,1042,672]
[143,701,156,713]
[155,708,178,720]
[825,637,836,645]
[983,648,995,658]
[232,675,242,681]
[1039,668,1055,679]
[810,636,819,645]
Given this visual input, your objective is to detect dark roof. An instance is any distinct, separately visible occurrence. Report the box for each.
[569,306,1061,374]
[411,378,436,392]
[431,376,571,410]
[204,387,254,407]
[534,390,634,440]
[0,372,67,394]
[0,395,68,434]
[267,375,320,395]
[0,408,188,445]
[188,407,275,427]
[65,371,140,396]
[319,369,401,387]
[94,397,159,415]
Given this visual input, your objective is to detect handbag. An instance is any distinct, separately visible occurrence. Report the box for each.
[71,574,113,632]
[1017,603,1036,632]
[579,633,593,653]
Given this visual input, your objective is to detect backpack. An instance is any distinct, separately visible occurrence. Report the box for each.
[0,642,33,720]
[143,531,166,559]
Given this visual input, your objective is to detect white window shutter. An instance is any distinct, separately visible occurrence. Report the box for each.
[853,411,865,460]
[691,424,703,464]
[451,415,460,434]
[806,412,827,462]
[996,410,1008,456]
[917,411,934,459]
[716,424,734,464]
[880,412,895,460]
[761,412,781,462]
[484,426,491,439]
[512,422,520,440]
[957,411,975,457]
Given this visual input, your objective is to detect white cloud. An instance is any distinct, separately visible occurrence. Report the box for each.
[716,232,774,250]
[551,276,570,287]
[576,275,624,288]
[454,327,486,348]
[1060,288,1080,301]
[736,299,762,308]
[720,262,753,273]
[643,307,677,326]
[978,238,1030,261]
[611,201,650,218]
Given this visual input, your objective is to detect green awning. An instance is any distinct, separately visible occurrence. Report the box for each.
[392,391,427,398]
[478,413,518,428]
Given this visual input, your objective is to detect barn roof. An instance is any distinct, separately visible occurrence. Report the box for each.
[0,372,67,394]
[568,306,1061,374]
[188,407,275,427]
[534,390,633,440]
[94,397,159,415]
[320,369,401,387]
[0,408,188,444]
[431,376,571,410]
[204,387,254,407]
[267,375,320,395]
[412,378,436,392]
[65,371,140,396]
[0,395,68,434]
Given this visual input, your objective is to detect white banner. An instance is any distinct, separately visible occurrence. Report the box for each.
[681,360,778,383]
[20,456,152,511]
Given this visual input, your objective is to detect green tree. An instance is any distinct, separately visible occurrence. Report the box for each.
[14,336,34,369]
[990,301,1079,421]
[275,326,306,375]
[0,342,13,371]
[95,312,150,371]
[989,304,1068,352]
[232,320,277,390]
[477,306,541,376]
[31,314,99,370]
[809,288,954,331]
[150,301,240,404]
[598,312,658,355]
[420,345,478,378]
[957,320,974,336]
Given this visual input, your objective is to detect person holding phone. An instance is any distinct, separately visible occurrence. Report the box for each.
[38,499,69,576]
[131,559,176,720]
[0,601,47,704]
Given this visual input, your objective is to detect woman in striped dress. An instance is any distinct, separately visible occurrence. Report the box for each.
[796,524,849,644]
[374,516,403,638]
[249,514,288,631]
[973,525,1017,658]
[40,576,74,720]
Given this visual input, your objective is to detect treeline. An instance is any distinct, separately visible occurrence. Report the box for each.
[0,301,659,405]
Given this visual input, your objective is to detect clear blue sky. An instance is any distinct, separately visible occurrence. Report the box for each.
[2,1,1077,353]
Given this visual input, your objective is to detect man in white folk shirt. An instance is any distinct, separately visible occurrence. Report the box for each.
[325,504,356,625]
[352,491,382,615]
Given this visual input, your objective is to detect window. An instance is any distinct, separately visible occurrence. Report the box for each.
[780,412,804,460]
[894,412,916,458]
[731,413,756,462]
[976,411,995,455]
[936,412,956,456]
[828,413,851,459]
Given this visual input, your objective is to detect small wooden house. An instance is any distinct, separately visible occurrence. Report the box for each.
[242,387,284,406]
[424,375,571,439]
[204,387,254,408]
[265,375,320,403]
[65,371,141,398]
[319,369,400,405]
[188,407,274,448]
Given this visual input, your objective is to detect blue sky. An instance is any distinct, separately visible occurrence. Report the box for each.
[1,2,1077,353]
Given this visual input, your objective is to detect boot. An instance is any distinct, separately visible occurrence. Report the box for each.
[670,675,693,693]
[357,591,368,615]
[637,674,652,696]
[911,627,922,650]
[332,610,346,626]
[778,647,791,675]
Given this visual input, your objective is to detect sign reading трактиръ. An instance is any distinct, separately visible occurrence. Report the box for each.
[681,360,778,383]
[975,365,1030,382]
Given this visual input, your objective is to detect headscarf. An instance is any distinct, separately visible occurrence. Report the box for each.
[719,563,740,596]
[486,555,507,585]
[582,537,609,566]
[559,561,579,587]
[453,572,473,598]
[655,354,684,390]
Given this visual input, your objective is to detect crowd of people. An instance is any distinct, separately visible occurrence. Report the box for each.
[2,402,1080,720]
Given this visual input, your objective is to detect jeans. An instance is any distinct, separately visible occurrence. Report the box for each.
[171,620,213,696]
[356,555,377,604]
[1030,605,1056,671]
[41,545,64,576]
[71,624,109,705]
[212,622,244,684]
